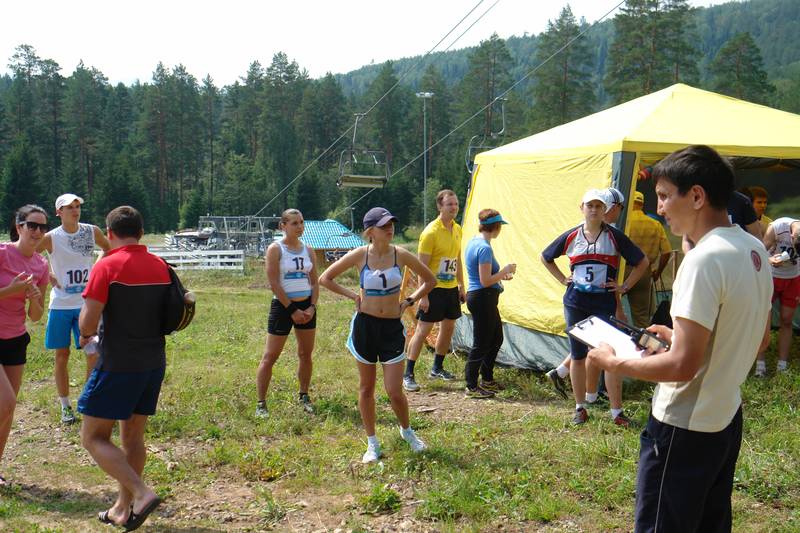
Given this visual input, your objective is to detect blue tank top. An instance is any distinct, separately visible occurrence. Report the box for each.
[360,245,403,297]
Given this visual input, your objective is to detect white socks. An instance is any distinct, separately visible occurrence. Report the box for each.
[367,434,379,447]
[585,392,598,403]
[611,408,623,419]
[575,403,585,411]
[777,360,788,372]
[59,397,71,408]
[556,364,569,379]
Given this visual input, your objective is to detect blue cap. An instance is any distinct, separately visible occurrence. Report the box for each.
[363,207,398,229]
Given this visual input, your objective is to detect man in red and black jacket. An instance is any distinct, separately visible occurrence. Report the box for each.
[77,205,168,530]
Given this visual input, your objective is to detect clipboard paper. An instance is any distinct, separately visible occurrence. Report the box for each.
[567,316,644,360]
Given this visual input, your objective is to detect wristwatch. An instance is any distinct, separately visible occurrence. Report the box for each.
[404,297,414,306]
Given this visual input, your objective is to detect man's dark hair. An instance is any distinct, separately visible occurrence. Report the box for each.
[106,206,144,239]
[652,145,734,210]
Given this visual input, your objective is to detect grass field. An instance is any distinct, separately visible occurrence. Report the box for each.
[1,263,799,532]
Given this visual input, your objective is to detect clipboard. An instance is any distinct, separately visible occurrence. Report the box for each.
[567,316,645,360]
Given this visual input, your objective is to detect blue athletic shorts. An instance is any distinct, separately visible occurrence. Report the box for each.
[45,308,81,350]
[78,366,166,420]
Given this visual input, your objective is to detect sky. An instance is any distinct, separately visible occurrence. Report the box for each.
[2,0,731,86]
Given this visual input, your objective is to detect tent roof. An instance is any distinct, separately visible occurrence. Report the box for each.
[477,84,800,162]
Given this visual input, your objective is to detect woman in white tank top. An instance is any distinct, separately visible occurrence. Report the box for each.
[319,207,436,463]
[255,209,319,418]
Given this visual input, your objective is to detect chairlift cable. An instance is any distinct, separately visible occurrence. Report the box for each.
[250,0,491,218]
[332,0,627,217]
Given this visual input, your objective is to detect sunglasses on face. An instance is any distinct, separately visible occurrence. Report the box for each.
[20,221,49,232]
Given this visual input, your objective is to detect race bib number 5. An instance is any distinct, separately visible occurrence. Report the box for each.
[573,264,607,293]
[437,257,457,281]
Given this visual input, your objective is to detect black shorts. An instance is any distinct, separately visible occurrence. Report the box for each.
[416,287,462,322]
[346,313,405,365]
[0,332,30,366]
[635,408,743,532]
[267,298,316,336]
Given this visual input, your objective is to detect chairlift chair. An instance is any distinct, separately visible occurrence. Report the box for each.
[465,97,508,174]
[337,113,389,189]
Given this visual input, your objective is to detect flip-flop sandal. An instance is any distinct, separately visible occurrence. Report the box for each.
[124,497,161,532]
[97,510,117,525]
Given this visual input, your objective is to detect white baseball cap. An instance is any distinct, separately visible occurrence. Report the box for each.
[55,193,84,210]
[603,187,625,213]
[581,189,608,207]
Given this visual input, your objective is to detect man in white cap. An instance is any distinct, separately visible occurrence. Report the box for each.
[37,193,110,424]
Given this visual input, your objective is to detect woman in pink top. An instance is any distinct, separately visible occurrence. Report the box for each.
[0,205,50,486]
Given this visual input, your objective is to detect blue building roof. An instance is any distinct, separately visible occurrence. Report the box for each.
[300,219,364,249]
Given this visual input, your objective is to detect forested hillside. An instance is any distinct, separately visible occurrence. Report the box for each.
[1,0,799,232]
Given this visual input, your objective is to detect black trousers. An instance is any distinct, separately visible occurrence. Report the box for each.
[465,288,503,389]
[635,407,743,533]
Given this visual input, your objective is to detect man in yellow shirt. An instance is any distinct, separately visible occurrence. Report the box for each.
[626,191,672,328]
[404,190,465,392]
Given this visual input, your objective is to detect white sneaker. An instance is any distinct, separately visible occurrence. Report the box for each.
[401,428,427,453]
[362,443,382,463]
[754,367,767,378]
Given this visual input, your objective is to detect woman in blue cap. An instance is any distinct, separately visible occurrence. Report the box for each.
[320,207,436,463]
[463,208,516,398]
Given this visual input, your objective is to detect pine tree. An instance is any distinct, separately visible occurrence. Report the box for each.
[528,6,596,133]
[605,0,670,103]
[661,0,700,85]
[1,137,40,223]
[710,32,775,104]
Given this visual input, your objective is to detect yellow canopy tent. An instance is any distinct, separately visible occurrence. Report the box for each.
[455,83,800,370]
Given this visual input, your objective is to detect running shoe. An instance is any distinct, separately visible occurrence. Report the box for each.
[61,405,77,425]
[480,379,505,392]
[754,367,767,378]
[403,375,421,392]
[400,428,427,453]
[572,407,589,425]
[613,412,633,428]
[429,367,456,381]
[546,369,568,399]
[299,393,314,414]
[465,386,495,399]
[362,443,382,463]
[255,402,268,419]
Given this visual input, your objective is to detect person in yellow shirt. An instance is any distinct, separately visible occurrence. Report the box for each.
[625,191,672,328]
[404,190,466,392]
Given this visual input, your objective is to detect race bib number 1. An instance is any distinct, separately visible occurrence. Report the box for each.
[573,264,607,293]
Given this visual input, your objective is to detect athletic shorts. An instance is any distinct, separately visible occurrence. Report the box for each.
[45,308,81,350]
[346,312,405,365]
[0,332,31,366]
[267,297,316,336]
[416,287,462,322]
[78,366,166,420]
[565,304,614,360]
[772,276,800,308]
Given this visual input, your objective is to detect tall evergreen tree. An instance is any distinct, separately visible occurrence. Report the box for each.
[710,32,775,104]
[200,76,221,213]
[605,0,668,103]
[528,6,595,133]
[1,137,40,224]
[661,0,700,84]
[457,34,515,139]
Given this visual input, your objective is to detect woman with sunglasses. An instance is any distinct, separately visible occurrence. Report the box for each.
[319,207,436,463]
[0,205,50,485]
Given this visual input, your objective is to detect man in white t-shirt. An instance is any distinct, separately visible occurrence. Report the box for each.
[588,145,772,532]
[37,194,110,424]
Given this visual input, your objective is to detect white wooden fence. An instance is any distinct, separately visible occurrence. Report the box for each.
[149,248,244,271]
